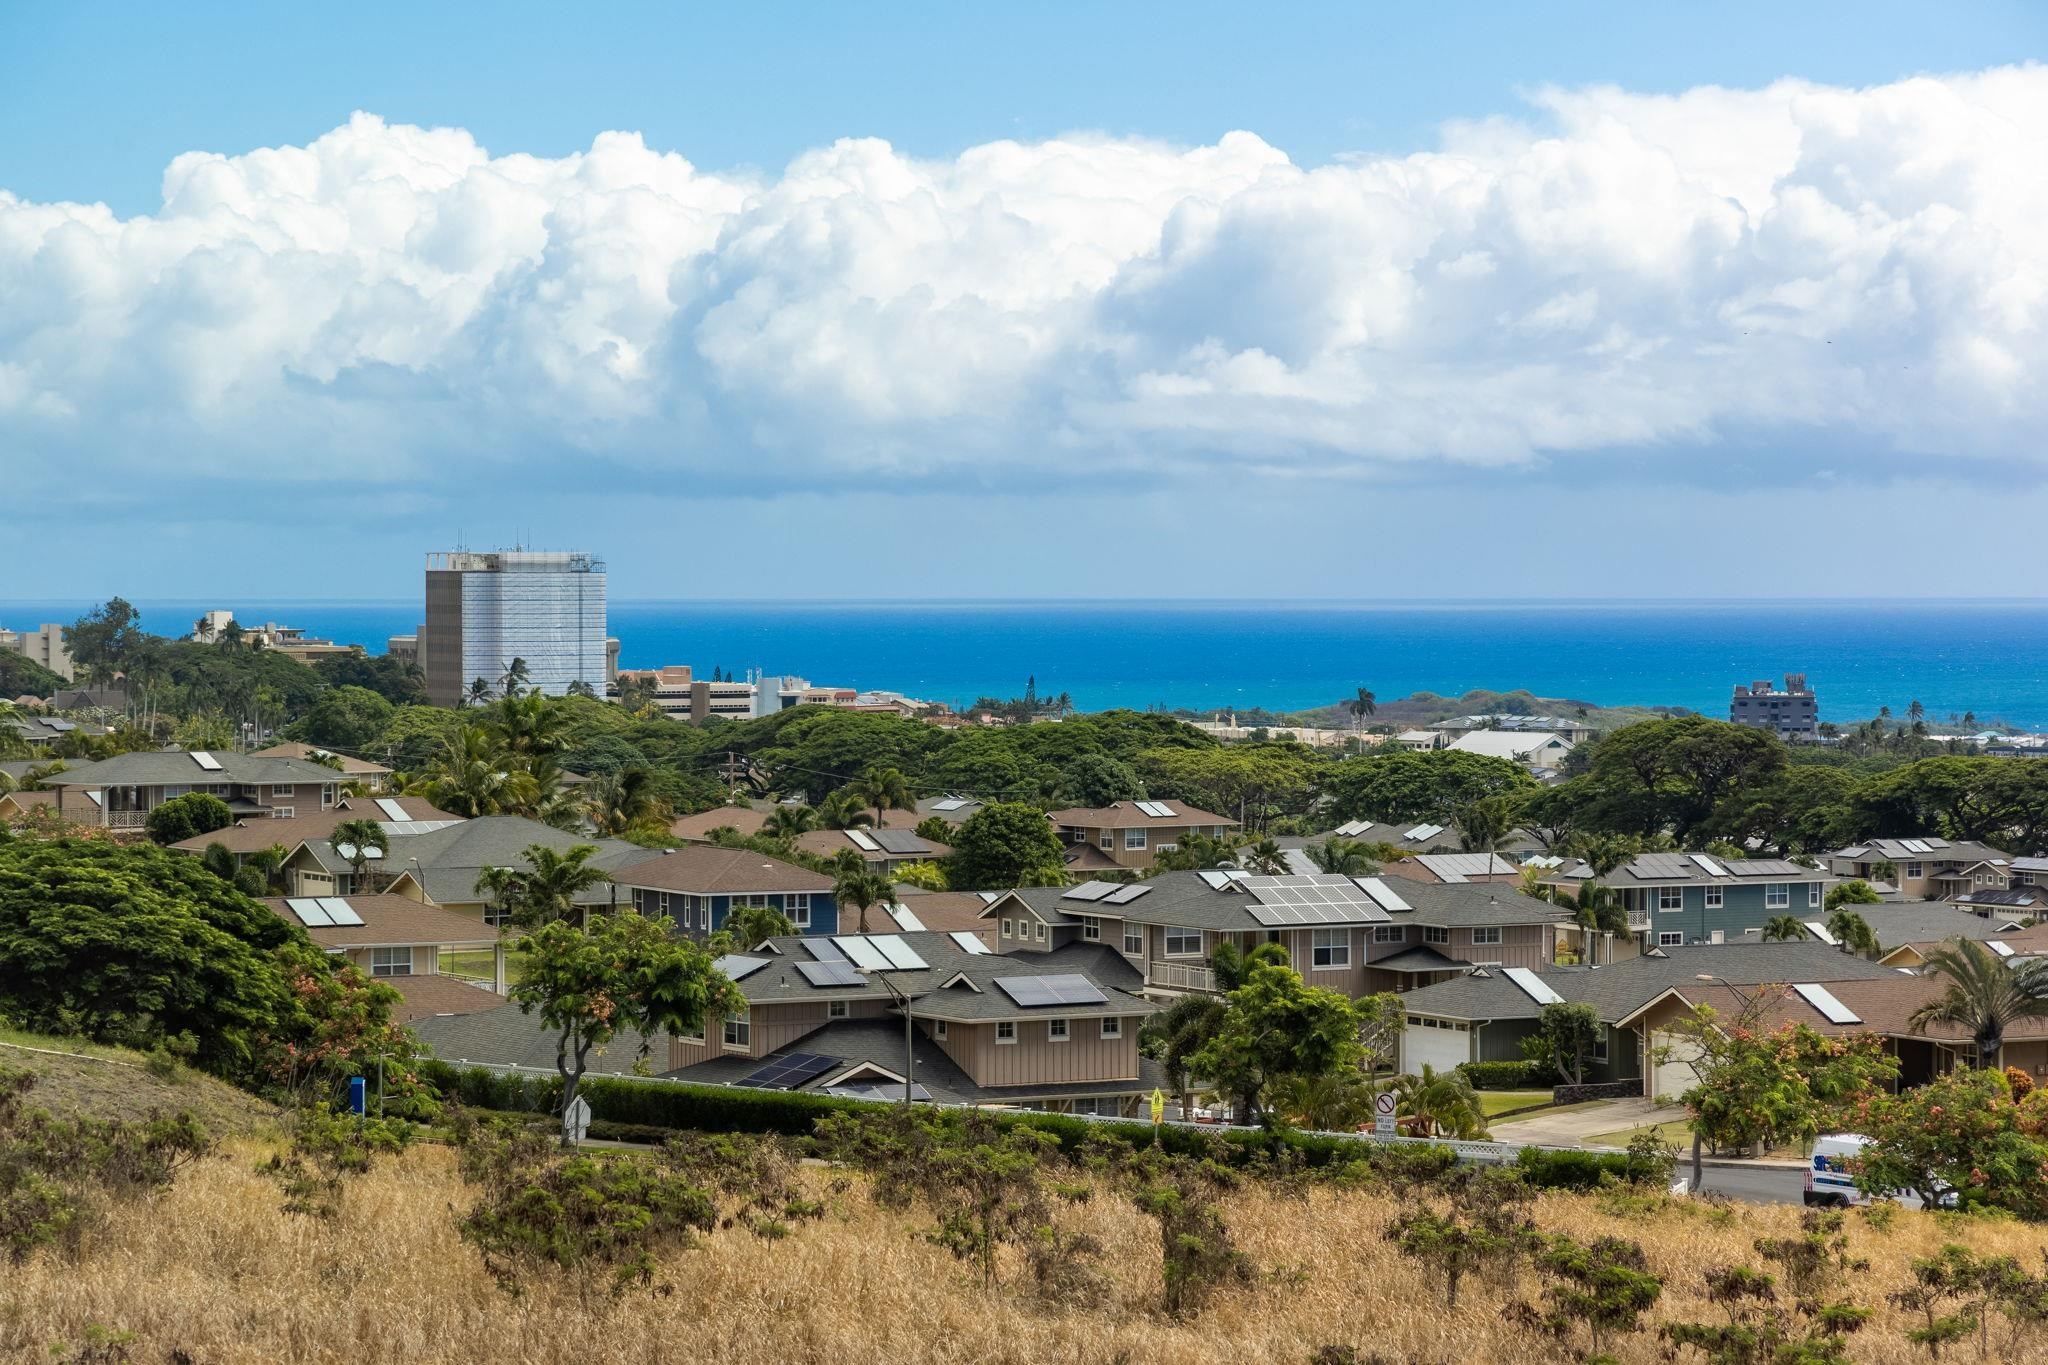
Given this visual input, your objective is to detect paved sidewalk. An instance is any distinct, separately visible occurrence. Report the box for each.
[1488,1096,1678,1146]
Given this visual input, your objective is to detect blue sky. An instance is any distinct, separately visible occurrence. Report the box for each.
[2,3,2045,600]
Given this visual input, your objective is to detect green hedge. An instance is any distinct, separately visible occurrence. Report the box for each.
[1514,1145,1646,1190]
[1456,1060,1558,1090]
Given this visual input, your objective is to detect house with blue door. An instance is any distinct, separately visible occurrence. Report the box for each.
[613,845,839,937]
[1542,851,1834,950]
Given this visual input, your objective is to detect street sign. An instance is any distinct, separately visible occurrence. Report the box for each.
[1150,1088,1165,1126]
[1374,1090,1397,1136]
[562,1094,592,1145]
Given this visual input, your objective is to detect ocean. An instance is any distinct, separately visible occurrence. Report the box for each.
[6,598,2047,729]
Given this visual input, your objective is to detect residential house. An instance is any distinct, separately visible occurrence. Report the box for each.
[1543,852,1834,950]
[792,826,951,875]
[1383,852,1525,887]
[249,742,394,792]
[5,715,109,748]
[915,794,985,826]
[1320,819,1467,855]
[267,892,508,1012]
[412,930,1163,1115]
[612,845,841,937]
[1393,730,1444,752]
[37,750,345,830]
[1873,917,2048,969]
[1394,941,1899,1082]
[667,802,779,842]
[874,891,1002,946]
[1444,729,1575,771]
[1044,800,1239,875]
[1826,837,2011,901]
[285,814,663,916]
[984,870,1573,999]
[168,794,461,869]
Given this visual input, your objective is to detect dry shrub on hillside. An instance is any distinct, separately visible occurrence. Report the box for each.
[8,1138,2048,1364]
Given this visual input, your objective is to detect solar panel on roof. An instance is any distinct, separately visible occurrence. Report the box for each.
[806,939,848,963]
[834,936,893,970]
[870,935,928,970]
[737,1052,839,1090]
[889,903,927,932]
[714,954,772,981]
[995,974,1108,1008]
[1924,837,1949,848]
[846,829,881,852]
[190,751,223,771]
[873,829,925,854]
[1502,967,1564,1006]
[1804,920,1838,946]
[45,719,75,732]
[949,930,990,955]
[1988,940,2016,958]
[797,959,865,987]
[1404,823,1442,841]
[1248,901,1388,926]
[1196,870,1231,890]
[1105,882,1152,904]
[1064,880,1118,902]
[315,897,364,927]
[285,897,333,927]
[1791,983,1861,1025]
[1135,800,1176,818]
[1356,877,1412,913]
[932,798,968,812]
[1690,853,1728,878]
[374,797,408,820]
[976,890,1000,903]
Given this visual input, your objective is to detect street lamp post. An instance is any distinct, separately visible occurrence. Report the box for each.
[864,969,916,1105]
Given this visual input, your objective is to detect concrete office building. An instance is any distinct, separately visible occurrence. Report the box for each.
[422,551,608,706]
[1730,674,1818,740]
[0,623,72,682]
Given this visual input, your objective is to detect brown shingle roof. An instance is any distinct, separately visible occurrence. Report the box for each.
[248,742,393,777]
[792,829,952,860]
[668,804,773,842]
[882,891,999,944]
[1045,800,1236,830]
[265,894,498,950]
[386,974,509,1023]
[1658,977,2048,1045]
[169,796,461,854]
[610,845,834,894]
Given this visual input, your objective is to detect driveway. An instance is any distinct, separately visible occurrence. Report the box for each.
[1488,1096,1681,1146]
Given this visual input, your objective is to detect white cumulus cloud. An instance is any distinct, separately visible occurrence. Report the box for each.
[3,66,2045,501]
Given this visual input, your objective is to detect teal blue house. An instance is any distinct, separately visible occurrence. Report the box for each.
[613,845,840,937]
[1545,852,1832,949]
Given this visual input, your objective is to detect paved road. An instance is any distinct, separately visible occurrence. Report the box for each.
[1693,1164,1804,1205]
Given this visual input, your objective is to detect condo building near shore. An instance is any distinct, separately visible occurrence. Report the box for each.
[419,550,610,706]
[1729,674,1818,739]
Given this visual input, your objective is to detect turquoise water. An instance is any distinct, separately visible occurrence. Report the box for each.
[6,598,2046,727]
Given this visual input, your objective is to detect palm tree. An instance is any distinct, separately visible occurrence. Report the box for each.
[516,843,612,928]
[473,865,526,931]
[1271,1066,1376,1131]
[833,864,896,935]
[1376,1065,1489,1139]
[1907,699,1925,724]
[847,765,917,830]
[1307,837,1379,876]
[465,678,493,708]
[586,766,670,838]
[1347,687,1377,754]
[421,725,515,817]
[330,817,389,892]
[1761,915,1808,943]
[490,690,567,758]
[499,658,531,695]
[710,902,795,953]
[1909,939,2048,1071]
[1963,711,1978,731]
[1238,838,1288,874]
[817,790,875,830]
[1152,832,1240,872]
[565,679,597,699]
[1824,909,1881,956]
[761,804,819,840]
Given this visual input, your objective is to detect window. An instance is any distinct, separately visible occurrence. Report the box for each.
[732,893,774,911]
[1765,884,1790,909]
[723,1011,750,1049]
[1592,1034,1610,1062]
[995,1021,1017,1044]
[370,946,412,978]
[1001,919,1013,939]
[1125,829,1147,850]
[272,784,293,797]
[657,891,672,921]
[1048,1018,1070,1042]
[1659,931,1685,947]
[1372,925,1405,944]
[1156,843,1177,855]
[1905,861,1924,879]
[934,1019,948,1039]
[676,1021,704,1044]
[1099,831,1114,850]
[786,892,811,927]
[1704,887,1723,909]
[1657,887,1684,912]
[483,901,511,928]
[1124,924,1144,955]
[1471,927,1502,946]
[1034,922,1046,942]
[1808,882,1821,908]
[1080,916,1100,942]
[271,807,294,819]
[827,1000,849,1019]
[1423,925,1450,945]
[1165,928,1202,957]
[1312,928,1350,968]
[1100,1017,1122,1039]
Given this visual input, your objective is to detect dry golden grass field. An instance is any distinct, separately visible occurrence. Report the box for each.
[8,1136,2048,1365]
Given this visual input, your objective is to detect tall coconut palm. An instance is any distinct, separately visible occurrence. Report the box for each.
[832,864,896,935]
[499,657,531,695]
[515,843,612,928]
[586,766,670,838]
[1909,939,2048,1071]
[1347,687,1377,754]
[465,678,493,708]
[761,804,819,841]
[1760,915,1808,943]
[1307,837,1379,877]
[847,765,917,830]
[490,690,567,758]
[473,865,526,931]
[330,817,389,893]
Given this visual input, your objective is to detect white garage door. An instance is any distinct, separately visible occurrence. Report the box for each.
[1649,1029,1702,1103]
[1402,1022,1471,1075]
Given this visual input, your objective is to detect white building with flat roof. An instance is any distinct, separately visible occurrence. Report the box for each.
[422,550,607,706]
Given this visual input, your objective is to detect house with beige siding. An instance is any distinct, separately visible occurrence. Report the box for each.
[792,826,951,875]
[1044,800,1238,875]
[983,870,1574,1001]
[1383,852,1524,887]
[249,742,395,792]
[37,750,345,830]
[1825,836,2011,901]
[265,893,507,1015]
[285,814,662,912]
[169,794,461,869]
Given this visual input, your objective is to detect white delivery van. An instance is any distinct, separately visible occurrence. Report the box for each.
[1805,1133,1951,1209]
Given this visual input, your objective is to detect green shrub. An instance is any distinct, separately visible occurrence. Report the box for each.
[1514,1146,1642,1191]
[1457,1060,1557,1090]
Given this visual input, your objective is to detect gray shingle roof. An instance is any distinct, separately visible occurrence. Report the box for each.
[1556,852,1830,886]
[612,845,833,895]
[37,750,344,787]
[723,935,1145,1021]
[318,815,662,904]
[997,872,1571,934]
[412,1004,665,1077]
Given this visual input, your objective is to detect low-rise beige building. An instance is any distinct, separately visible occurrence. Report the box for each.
[1044,799,1238,875]
[266,892,508,1010]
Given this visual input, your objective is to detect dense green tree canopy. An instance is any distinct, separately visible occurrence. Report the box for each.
[145,792,233,845]
[1323,750,1535,825]
[296,685,396,751]
[946,801,1068,890]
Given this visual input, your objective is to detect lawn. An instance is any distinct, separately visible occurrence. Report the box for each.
[1476,1089,1554,1118]
[1584,1117,1803,1161]
[441,949,522,985]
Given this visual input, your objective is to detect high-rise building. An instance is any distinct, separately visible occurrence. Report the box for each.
[1730,673,1818,740]
[422,551,608,707]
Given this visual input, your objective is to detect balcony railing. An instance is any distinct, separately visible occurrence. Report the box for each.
[1147,961,1219,993]
[1626,909,1651,930]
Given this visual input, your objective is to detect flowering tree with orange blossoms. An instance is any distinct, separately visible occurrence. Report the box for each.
[1853,1067,2048,1216]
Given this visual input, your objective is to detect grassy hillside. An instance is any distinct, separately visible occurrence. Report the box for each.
[7,1140,2047,1363]
[0,1028,274,1136]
